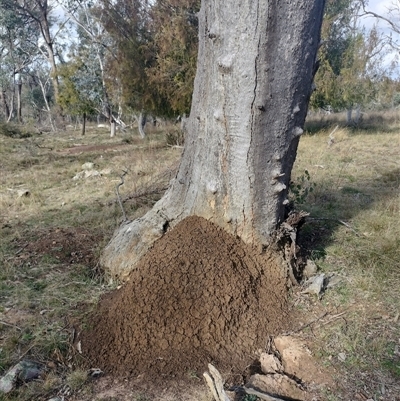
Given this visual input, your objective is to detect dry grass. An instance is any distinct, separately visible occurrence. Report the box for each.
[291,113,400,399]
[0,112,399,400]
[0,123,183,401]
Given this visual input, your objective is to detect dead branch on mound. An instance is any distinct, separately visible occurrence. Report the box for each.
[243,387,291,401]
[274,210,310,286]
[204,364,289,401]
[203,364,232,401]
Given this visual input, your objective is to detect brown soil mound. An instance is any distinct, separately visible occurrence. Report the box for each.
[81,216,289,379]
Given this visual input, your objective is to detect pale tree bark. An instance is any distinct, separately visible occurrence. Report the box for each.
[16,79,22,123]
[135,112,147,138]
[102,0,325,280]
[14,0,61,102]
[110,119,116,138]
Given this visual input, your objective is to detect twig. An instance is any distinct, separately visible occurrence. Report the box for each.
[306,217,361,236]
[18,344,36,362]
[15,244,28,255]
[0,320,22,331]
[328,124,339,146]
[282,311,328,335]
[320,311,347,326]
[34,142,53,150]
[116,169,129,221]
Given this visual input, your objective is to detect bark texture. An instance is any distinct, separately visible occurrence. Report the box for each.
[102,0,325,280]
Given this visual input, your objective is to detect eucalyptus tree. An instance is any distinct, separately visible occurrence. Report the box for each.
[0,0,40,121]
[59,0,113,120]
[312,0,392,120]
[58,54,102,134]
[146,0,200,116]
[101,0,325,279]
[96,0,156,136]
[361,0,400,50]
[1,0,67,104]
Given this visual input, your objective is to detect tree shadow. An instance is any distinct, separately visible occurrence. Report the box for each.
[295,165,399,273]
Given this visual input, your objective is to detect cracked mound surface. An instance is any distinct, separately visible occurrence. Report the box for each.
[81,216,289,378]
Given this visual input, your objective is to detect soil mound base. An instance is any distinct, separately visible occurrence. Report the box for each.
[81,216,289,378]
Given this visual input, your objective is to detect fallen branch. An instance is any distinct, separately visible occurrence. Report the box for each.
[282,311,328,335]
[328,124,339,146]
[203,364,231,401]
[0,320,22,331]
[305,217,361,236]
[116,169,129,222]
[243,386,291,401]
[320,311,348,326]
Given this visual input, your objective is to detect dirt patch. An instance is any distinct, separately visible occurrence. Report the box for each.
[80,216,289,380]
[71,376,210,401]
[14,227,101,269]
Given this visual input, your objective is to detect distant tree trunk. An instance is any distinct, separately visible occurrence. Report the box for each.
[7,91,15,123]
[137,112,146,138]
[17,81,22,123]
[110,119,116,137]
[346,107,353,124]
[1,90,10,120]
[102,0,325,280]
[354,104,361,125]
[82,112,86,135]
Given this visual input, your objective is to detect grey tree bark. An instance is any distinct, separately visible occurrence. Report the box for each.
[102,0,325,280]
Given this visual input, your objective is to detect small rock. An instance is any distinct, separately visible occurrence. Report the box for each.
[326,274,342,288]
[47,397,63,401]
[89,368,102,377]
[303,260,318,278]
[73,169,101,180]
[72,171,85,180]
[246,373,305,401]
[260,353,283,374]
[338,352,346,362]
[84,170,101,178]
[301,274,325,296]
[17,189,30,197]
[82,162,94,170]
[100,168,112,175]
[0,360,43,393]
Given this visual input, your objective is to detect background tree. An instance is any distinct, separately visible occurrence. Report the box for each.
[146,0,200,116]
[58,60,98,135]
[311,0,396,120]
[0,0,40,121]
[361,0,400,50]
[96,0,162,136]
[101,0,326,279]
[8,0,64,102]
[60,0,119,133]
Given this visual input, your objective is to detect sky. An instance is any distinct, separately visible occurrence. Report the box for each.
[361,0,400,76]
[362,0,397,29]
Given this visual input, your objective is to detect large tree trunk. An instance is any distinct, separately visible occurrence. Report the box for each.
[102,0,325,280]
